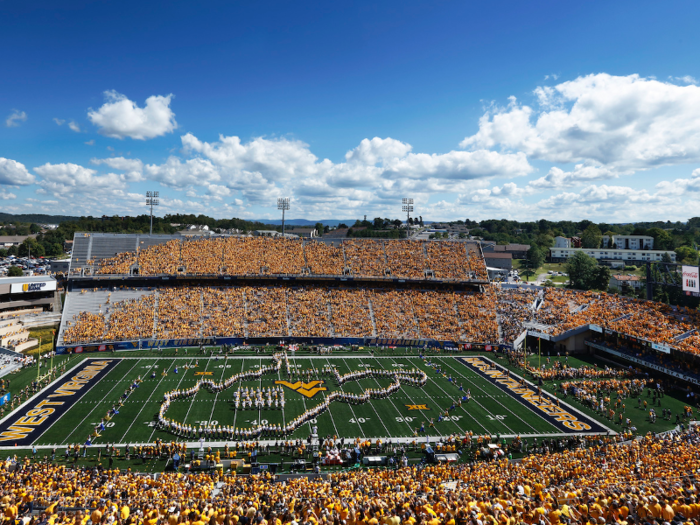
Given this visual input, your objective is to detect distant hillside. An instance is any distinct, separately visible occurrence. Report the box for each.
[0,213,80,224]
[265,219,355,227]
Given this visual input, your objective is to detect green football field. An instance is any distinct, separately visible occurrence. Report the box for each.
[0,351,617,448]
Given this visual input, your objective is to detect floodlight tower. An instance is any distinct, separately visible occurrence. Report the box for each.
[146,191,159,235]
[277,197,290,235]
[402,198,414,239]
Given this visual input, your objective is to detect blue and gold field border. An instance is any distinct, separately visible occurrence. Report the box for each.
[458,356,610,434]
[0,359,120,446]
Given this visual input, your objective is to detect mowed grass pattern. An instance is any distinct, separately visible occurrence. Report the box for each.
[33,355,562,446]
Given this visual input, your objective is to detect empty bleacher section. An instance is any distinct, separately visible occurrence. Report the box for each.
[70,233,489,283]
[0,319,36,352]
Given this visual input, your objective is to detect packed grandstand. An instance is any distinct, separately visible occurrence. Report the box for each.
[2,232,700,524]
[55,233,700,358]
[1,429,699,525]
[75,236,488,281]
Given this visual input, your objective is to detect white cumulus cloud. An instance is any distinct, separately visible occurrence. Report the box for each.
[5,110,27,128]
[527,164,620,190]
[462,73,700,172]
[91,157,144,181]
[88,90,177,140]
[0,158,36,186]
[179,133,532,206]
[34,162,127,197]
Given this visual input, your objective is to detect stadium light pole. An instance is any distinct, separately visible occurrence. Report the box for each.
[146,191,159,236]
[277,198,290,236]
[402,198,414,240]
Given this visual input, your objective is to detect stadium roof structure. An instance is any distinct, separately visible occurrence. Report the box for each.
[0,275,56,285]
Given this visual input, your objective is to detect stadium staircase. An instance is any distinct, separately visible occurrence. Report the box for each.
[199,290,204,337]
[380,241,389,271]
[367,299,378,337]
[453,303,465,340]
[327,301,335,337]
[410,303,422,339]
[241,290,250,338]
[495,313,503,342]
[152,291,159,339]
[284,289,292,337]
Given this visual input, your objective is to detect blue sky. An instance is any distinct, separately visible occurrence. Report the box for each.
[2,0,700,222]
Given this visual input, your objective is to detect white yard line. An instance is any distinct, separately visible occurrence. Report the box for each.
[372,357,442,436]
[436,356,538,434]
[118,359,186,443]
[206,358,230,425]
[62,359,144,444]
[231,359,245,431]
[181,358,215,427]
[339,357,392,437]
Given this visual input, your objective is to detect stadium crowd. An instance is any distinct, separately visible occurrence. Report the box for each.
[3,429,700,525]
[96,238,487,281]
[62,283,700,358]
[62,287,502,345]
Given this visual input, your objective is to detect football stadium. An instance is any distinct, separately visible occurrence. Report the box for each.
[6,1,700,522]
[1,234,698,454]
[0,233,698,525]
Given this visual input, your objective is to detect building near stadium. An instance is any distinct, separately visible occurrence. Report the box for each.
[0,275,60,317]
[549,246,676,265]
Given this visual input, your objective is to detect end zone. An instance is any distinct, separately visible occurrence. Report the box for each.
[458,356,613,435]
[0,359,120,446]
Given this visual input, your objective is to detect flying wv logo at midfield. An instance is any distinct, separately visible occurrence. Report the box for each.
[275,380,327,398]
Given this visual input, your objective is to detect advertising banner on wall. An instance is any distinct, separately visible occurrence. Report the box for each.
[10,281,57,293]
[682,266,700,294]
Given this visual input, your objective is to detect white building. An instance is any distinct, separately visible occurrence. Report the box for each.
[602,235,654,250]
[609,274,643,290]
[554,236,571,248]
[549,247,675,264]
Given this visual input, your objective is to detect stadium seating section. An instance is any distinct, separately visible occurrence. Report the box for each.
[92,238,488,281]
[62,286,500,345]
[60,285,700,357]
[2,430,700,524]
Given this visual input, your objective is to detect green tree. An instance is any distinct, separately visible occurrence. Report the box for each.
[581,224,603,249]
[527,245,545,271]
[315,222,324,236]
[590,265,611,291]
[566,251,597,289]
[7,266,23,277]
[18,237,44,257]
[675,245,699,265]
[647,227,674,250]
[534,233,554,250]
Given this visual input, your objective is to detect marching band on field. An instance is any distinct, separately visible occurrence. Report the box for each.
[156,353,428,439]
